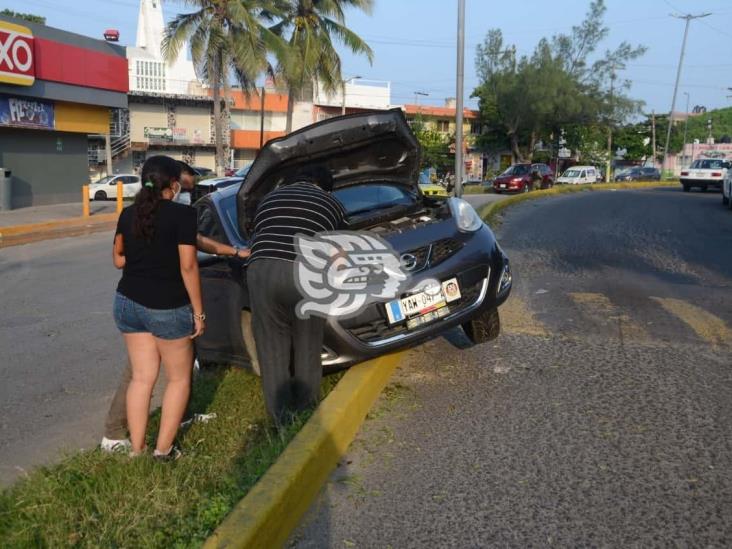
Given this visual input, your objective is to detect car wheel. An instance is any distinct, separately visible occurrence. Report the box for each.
[94,190,107,200]
[240,310,260,376]
[463,307,500,344]
[682,184,690,192]
[522,185,529,193]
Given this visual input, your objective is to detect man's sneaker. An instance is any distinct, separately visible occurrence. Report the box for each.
[100,437,131,453]
[153,445,182,462]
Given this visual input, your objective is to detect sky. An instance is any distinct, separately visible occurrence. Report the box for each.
[6,0,732,114]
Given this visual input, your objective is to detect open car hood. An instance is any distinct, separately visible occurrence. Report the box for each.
[237,108,420,235]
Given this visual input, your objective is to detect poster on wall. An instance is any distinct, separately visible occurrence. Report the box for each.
[144,127,173,140]
[0,95,54,129]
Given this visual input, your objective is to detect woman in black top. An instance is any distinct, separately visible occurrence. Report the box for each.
[112,155,205,459]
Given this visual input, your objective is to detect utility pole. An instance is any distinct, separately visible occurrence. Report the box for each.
[454,0,466,198]
[651,110,656,168]
[662,12,711,177]
[605,67,617,183]
[414,90,429,114]
[341,75,361,116]
[259,85,266,149]
[681,92,690,168]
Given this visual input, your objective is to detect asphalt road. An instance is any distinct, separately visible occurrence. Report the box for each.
[292,187,732,547]
[0,231,127,485]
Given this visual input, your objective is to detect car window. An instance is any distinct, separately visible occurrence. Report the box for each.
[580,171,586,178]
[123,176,138,184]
[93,176,113,185]
[333,184,415,216]
[196,202,228,243]
[691,159,725,169]
[109,177,121,186]
[563,169,580,177]
[502,165,530,176]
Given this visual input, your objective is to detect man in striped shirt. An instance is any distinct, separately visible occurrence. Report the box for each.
[247,166,346,424]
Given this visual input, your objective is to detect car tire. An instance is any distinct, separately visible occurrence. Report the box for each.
[522,185,529,194]
[682,184,690,192]
[463,307,500,345]
[94,190,107,200]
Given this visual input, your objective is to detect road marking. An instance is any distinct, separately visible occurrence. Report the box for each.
[650,297,732,347]
[500,296,548,336]
[569,292,650,342]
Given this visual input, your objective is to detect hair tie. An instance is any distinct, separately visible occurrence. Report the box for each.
[144,181,154,188]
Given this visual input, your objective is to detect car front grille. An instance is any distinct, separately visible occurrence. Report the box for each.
[401,238,462,273]
[343,275,485,344]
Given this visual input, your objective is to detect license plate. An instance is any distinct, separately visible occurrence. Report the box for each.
[500,184,507,188]
[385,278,460,325]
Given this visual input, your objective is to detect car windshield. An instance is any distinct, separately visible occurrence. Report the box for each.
[235,164,252,177]
[502,165,530,176]
[690,159,725,169]
[92,176,113,185]
[562,169,581,178]
[333,184,415,216]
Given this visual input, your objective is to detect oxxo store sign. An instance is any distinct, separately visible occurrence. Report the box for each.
[0,20,35,86]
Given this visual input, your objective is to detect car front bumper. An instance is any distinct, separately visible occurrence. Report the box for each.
[320,227,511,368]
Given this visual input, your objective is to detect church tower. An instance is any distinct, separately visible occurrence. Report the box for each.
[135,0,165,58]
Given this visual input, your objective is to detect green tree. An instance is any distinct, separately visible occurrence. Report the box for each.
[0,9,46,25]
[472,0,646,163]
[411,116,452,172]
[163,0,286,175]
[271,0,374,133]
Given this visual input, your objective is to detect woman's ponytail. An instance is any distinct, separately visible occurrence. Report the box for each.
[133,155,182,241]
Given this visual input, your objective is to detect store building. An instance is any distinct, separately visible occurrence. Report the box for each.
[0,15,128,207]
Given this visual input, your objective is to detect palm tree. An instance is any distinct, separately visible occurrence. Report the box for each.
[272,0,375,133]
[163,0,286,175]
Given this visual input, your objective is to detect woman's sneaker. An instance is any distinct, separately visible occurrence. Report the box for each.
[153,445,182,462]
[100,437,132,453]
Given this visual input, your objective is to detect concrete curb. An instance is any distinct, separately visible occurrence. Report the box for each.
[479,182,679,224]
[0,213,118,238]
[204,351,405,549]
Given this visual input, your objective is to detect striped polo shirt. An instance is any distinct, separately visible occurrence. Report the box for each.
[249,181,347,263]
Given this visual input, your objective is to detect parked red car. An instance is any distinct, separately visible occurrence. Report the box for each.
[493,163,554,193]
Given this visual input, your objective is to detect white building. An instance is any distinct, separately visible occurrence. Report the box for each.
[127,0,198,95]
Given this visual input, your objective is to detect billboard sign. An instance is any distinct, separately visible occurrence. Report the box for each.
[144,126,173,140]
[0,20,35,86]
[0,95,54,129]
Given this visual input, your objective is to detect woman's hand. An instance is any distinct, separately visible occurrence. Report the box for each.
[235,247,251,259]
[191,315,206,339]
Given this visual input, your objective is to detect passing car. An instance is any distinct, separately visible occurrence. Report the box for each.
[613,166,661,182]
[557,166,599,185]
[191,165,251,202]
[88,174,141,200]
[680,159,729,192]
[194,109,512,370]
[418,173,449,198]
[492,163,554,193]
[192,166,215,178]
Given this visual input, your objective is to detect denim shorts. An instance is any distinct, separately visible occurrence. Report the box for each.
[113,292,193,340]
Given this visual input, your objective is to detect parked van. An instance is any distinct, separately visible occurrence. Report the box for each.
[557,166,599,185]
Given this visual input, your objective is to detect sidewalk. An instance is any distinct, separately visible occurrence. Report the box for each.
[0,201,120,247]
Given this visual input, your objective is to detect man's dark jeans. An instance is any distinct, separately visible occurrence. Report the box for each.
[247,258,324,424]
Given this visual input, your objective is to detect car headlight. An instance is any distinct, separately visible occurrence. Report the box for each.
[498,258,512,294]
[448,198,483,232]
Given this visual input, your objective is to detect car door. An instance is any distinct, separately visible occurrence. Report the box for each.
[122,176,141,197]
[195,197,250,367]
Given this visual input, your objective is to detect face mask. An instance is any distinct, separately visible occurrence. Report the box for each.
[171,182,182,203]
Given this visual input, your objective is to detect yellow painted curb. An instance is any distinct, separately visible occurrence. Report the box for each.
[0,213,118,239]
[204,351,405,549]
[479,181,678,224]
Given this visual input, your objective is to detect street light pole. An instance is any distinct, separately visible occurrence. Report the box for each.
[662,12,710,178]
[341,75,361,116]
[454,0,466,198]
[681,92,690,168]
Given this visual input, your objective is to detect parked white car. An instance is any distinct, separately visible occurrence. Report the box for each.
[557,166,599,185]
[680,158,729,193]
[723,169,732,210]
[88,174,141,201]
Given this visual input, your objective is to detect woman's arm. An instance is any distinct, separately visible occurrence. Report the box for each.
[179,243,205,338]
[196,234,250,258]
[113,234,126,269]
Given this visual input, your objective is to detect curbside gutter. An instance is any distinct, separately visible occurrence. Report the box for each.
[204,351,405,549]
[0,213,118,246]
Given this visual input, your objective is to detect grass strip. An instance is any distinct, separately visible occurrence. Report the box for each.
[479,181,678,226]
[0,366,341,548]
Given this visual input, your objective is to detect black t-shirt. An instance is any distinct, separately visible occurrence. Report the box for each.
[115,201,197,309]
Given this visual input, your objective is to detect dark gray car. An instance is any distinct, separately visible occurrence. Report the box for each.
[194,109,512,370]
